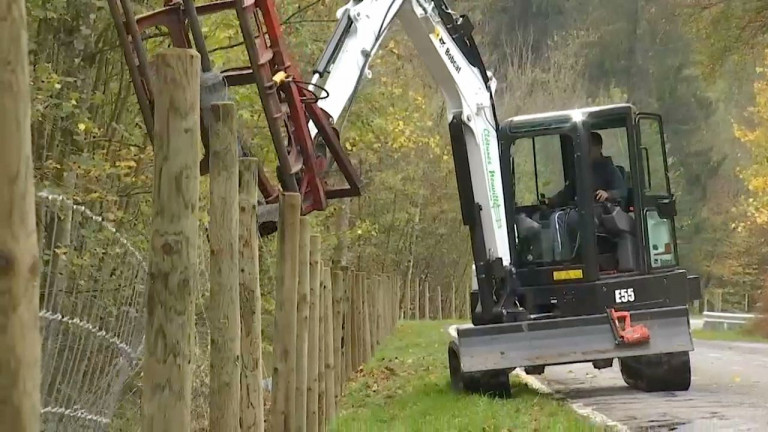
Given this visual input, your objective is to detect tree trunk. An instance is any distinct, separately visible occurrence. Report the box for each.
[0,0,41,427]
[143,48,201,432]
[208,101,241,432]
[269,192,301,432]
[238,157,264,432]
[423,279,430,321]
[406,205,420,319]
[295,217,311,431]
[307,235,321,432]
[333,199,350,266]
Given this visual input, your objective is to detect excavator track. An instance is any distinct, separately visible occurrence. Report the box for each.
[107,0,362,222]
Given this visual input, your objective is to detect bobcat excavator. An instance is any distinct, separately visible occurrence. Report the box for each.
[110,0,701,395]
[306,0,701,395]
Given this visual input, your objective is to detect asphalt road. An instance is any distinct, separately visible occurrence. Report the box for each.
[536,338,768,431]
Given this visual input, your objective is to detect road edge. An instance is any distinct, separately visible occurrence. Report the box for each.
[512,369,630,432]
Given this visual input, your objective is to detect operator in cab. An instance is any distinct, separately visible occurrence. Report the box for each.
[539,131,627,261]
[544,131,626,208]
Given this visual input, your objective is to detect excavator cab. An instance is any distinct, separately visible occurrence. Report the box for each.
[450,104,701,396]
[500,104,685,294]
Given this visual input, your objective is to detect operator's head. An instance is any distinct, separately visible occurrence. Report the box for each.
[589,131,603,160]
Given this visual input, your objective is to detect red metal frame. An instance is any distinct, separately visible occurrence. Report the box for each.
[107,0,361,215]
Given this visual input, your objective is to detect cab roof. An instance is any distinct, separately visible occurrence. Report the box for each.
[500,103,636,137]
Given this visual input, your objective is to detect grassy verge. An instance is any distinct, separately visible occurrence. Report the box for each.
[692,328,768,343]
[330,320,603,432]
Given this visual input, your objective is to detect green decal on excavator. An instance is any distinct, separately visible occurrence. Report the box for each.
[482,128,503,229]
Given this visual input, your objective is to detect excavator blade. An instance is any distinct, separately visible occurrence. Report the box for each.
[451,306,693,373]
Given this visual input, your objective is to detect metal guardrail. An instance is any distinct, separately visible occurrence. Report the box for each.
[702,311,762,331]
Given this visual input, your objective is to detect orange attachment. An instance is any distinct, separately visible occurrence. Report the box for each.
[607,308,651,345]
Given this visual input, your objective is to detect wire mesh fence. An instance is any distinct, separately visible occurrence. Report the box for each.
[36,191,147,431]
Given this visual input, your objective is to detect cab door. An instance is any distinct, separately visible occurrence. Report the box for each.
[635,113,679,270]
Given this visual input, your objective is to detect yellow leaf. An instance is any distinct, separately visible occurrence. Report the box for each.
[77,123,86,131]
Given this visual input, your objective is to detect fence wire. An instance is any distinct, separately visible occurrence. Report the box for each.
[36,191,147,431]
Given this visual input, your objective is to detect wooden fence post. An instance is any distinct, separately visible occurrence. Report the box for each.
[450,282,456,319]
[332,268,344,398]
[0,1,41,428]
[295,217,311,431]
[466,283,471,319]
[372,276,381,349]
[208,101,241,431]
[384,276,391,335]
[437,285,443,320]
[307,235,321,432]
[392,277,405,331]
[424,279,430,321]
[342,266,353,383]
[390,276,396,333]
[414,278,420,320]
[238,157,264,432]
[353,272,363,370]
[143,48,200,432]
[372,276,381,347]
[317,260,326,430]
[323,266,337,422]
[269,192,301,432]
[395,276,405,326]
[361,274,372,363]
[389,276,396,332]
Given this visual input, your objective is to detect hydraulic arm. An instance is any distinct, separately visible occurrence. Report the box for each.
[309,0,525,324]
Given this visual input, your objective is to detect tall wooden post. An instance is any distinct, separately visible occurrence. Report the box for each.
[307,235,321,432]
[295,217,311,431]
[317,260,326,431]
[369,276,379,350]
[450,282,456,319]
[143,48,201,432]
[332,268,344,398]
[361,274,372,363]
[387,276,394,333]
[238,157,264,432]
[352,272,363,370]
[208,101,241,431]
[343,266,353,382]
[323,267,337,421]
[269,192,301,432]
[423,279,430,321]
[414,278,420,320]
[466,283,471,319]
[371,276,380,347]
[393,276,400,330]
[0,1,41,428]
[382,276,389,336]
[437,285,443,320]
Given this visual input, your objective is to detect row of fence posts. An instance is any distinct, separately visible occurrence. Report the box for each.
[270,194,401,431]
[143,48,402,431]
[401,279,471,321]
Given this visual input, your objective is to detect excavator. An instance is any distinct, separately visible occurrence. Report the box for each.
[109,0,702,396]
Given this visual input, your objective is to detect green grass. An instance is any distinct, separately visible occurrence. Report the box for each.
[330,320,604,432]
[693,328,768,343]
